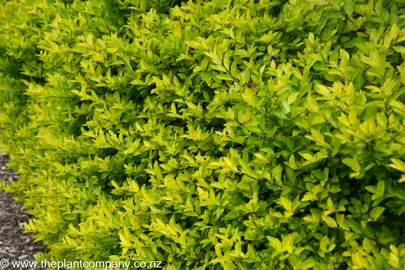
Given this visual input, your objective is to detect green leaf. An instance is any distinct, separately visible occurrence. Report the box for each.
[306,95,320,112]
[376,181,385,195]
[343,158,360,172]
[370,207,385,221]
[344,0,354,17]
[111,180,120,189]
[322,216,338,228]
[375,0,383,16]
[268,236,283,252]
[363,238,373,253]
[389,159,405,173]
[346,218,363,235]
[280,197,292,212]
[348,109,357,125]
[223,50,233,71]
[272,165,283,183]
[300,259,315,270]
[308,33,315,44]
[282,233,296,254]
[216,73,234,81]
[393,46,405,54]
[240,68,251,85]
[211,64,227,73]
[320,235,329,251]
[311,128,325,144]
[282,100,291,114]
[230,61,239,79]
[336,214,351,231]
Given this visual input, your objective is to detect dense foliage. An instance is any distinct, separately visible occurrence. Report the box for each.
[1,0,405,269]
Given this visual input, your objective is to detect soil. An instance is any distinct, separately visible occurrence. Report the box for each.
[0,154,47,269]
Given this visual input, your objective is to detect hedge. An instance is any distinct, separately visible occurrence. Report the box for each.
[1,0,405,269]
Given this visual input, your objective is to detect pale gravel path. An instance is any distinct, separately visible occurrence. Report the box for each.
[0,154,47,269]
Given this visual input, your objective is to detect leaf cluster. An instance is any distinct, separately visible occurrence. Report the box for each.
[1,0,405,269]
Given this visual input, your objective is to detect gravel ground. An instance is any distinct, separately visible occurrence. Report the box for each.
[0,153,47,269]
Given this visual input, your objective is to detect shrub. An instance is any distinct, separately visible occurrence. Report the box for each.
[1,0,405,269]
